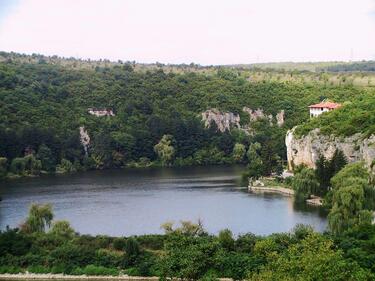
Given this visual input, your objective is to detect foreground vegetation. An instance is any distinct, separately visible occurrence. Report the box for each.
[1,205,374,281]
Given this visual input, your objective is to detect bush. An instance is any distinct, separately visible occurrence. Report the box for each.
[0,265,24,274]
[113,237,127,250]
[70,267,84,275]
[50,264,67,274]
[27,265,50,273]
[123,267,140,276]
[82,265,119,276]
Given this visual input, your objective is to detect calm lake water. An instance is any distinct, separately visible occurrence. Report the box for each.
[0,166,326,236]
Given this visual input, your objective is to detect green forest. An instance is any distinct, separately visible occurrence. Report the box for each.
[1,52,374,178]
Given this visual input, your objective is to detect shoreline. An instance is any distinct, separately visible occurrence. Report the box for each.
[248,185,295,196]
[0,273,232,281]
[248,185,323,206]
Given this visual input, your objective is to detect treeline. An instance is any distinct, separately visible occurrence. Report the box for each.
[1,200,375,280]
[0,54,371,178]
[322,61,375,72]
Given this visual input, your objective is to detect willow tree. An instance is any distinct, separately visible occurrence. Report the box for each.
[245,142,263,180]
[328,163,374,235]
[292,168,319,202]
[154,134,175,166]
[232,143,246,163]
[21,203,54,233]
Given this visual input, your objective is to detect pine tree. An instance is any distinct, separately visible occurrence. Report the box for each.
[315,154,329,195]
[329,149,348,175]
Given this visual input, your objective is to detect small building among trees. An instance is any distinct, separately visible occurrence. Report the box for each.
[309,101,341,118]
[87,108,115,117]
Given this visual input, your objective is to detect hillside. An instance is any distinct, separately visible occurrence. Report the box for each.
[0,52,373,177]
[294,93,375,138]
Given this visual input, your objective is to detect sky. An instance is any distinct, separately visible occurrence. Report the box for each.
[0,0,375,65]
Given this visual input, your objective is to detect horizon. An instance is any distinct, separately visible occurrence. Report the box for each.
[0,0,375,65]
[1,50,373,67]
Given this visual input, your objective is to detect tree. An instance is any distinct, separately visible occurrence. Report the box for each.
[123,237,141,266]
[315,154,330,195]
[24,154,42,175]
[10,157,26,175]
[329,149,347,175]
[245,142,263,180]
[328,163,374,234]
[37,144,56,172]
[218,229,235,251]
[0,157,7,178]
[56,158,76,173]
[292,168,319,202]
[232,143,246,163]
[21,203,54,233]
[250,233,371,281]
[315,150,347,196]
[49,220,75,239]
[154,135,175,166]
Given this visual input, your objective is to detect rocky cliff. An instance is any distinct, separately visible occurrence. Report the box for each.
[79,126,90,155]
[202,108,285,132]
[201,109,241,132]
[286,128,375,170]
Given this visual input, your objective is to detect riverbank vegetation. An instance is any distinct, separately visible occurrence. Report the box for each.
[1,203,375,280]
[1,52,374,179]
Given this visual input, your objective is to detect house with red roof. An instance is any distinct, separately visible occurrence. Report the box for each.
[308,101,341,118]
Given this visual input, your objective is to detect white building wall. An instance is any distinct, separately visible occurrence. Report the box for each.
[309,107,331,118]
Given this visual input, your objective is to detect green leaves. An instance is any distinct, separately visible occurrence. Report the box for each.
[328,163,374,235]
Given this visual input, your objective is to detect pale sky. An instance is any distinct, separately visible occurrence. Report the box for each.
[0,0,375,65]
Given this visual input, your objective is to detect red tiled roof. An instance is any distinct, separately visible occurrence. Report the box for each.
[308,102,342,109]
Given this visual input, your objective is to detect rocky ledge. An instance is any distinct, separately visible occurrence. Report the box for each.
[286,128,375,171]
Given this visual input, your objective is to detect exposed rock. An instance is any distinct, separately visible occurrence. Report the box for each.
[243,107,283,127]
[202,107,285,132]
[286,128,375,170]
[276,110,285,126]
[243,107,266,122]
[201,109,240,132]
[79,126,90,155]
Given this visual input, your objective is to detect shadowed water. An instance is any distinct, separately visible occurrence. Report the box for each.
[0,166,326,236]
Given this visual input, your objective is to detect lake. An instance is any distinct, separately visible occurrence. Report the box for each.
[0,165,327,236]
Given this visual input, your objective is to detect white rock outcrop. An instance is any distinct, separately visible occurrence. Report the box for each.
[286,128,375,170]
[201,109,241,132]
[202,108,285,132]
[79,126,90,155]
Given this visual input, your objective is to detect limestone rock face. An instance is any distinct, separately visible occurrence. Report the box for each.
[201,109,241,132]
[79,126,90,155]
[202,108,286,132]
[286,128,375,170]
[276,110,285,127]
[243,107,283,127]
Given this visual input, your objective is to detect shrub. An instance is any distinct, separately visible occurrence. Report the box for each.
[83,265,119,276]
[27,265,50,273]
[113,237,127,250]
[0,265,24,274]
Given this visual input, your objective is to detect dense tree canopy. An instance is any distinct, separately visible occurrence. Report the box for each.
[0,54,372,177]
